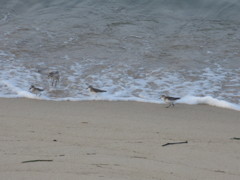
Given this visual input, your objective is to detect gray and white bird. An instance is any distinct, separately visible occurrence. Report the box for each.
[87,85,107,93]
[160,95,180,108]
[48,71,60,87]
[29,85,44,96]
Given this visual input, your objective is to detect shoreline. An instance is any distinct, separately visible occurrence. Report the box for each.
[0,95,239,111]
[0,98,239,179]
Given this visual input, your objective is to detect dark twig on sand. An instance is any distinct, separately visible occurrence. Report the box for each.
[230,137,240,140]
[22,159,53,163]
[162,141,188,147]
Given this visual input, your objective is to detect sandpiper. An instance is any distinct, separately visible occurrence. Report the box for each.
[88,85,107,93]
[29,85,44,96]
[48,71,60,87]
[160,95,180,108]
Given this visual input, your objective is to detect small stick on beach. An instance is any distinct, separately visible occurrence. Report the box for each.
[162,141,188,147]
[230,137,240,140]
[21,159,53,163]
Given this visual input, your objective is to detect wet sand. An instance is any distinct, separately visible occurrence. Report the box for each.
[0,98,239,180]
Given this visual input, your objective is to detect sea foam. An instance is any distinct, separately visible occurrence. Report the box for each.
[1,79,239,111]
[178,96,240,111]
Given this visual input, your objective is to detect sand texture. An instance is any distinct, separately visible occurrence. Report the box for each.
[0,98,239,180]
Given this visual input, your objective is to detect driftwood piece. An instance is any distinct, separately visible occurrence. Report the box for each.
[162,141,188,147]
[231,137,240,140]
[22,159,53,163]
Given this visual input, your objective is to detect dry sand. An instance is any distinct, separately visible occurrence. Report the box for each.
[0,98,239,180]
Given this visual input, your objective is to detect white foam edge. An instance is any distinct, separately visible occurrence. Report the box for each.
[35,96,240,111]
[1,80,239,111]
[178,95,240,111]
[41,95,240,111]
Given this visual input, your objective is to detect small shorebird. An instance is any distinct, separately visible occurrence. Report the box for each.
[48,71,60,87]
[160,95,180,108]
[88,85,107,93]
[29,85,44,96]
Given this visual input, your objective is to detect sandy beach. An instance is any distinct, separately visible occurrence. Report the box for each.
[0,98,239,180]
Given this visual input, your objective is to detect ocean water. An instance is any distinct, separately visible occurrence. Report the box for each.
[0,0,240,111]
